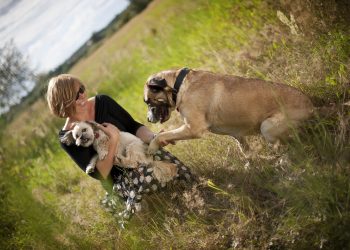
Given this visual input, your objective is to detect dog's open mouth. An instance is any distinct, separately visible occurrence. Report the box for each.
[79,136,92,146]
[81,137,90,143]
[159,106,169,123]
[148,104,170,123]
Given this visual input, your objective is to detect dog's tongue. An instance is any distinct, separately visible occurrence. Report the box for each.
[95,132,99,139]
[159,107,168,123]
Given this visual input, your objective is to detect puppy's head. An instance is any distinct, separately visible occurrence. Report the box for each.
[144,73,175,124]
[60,121,95,147]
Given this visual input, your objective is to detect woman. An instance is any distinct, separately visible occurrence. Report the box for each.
[46,74,193,219]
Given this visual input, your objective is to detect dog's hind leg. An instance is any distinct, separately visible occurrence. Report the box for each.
[152,161,178,184]
[117,143,150,168]
[260,113,291,144]
[260,109,309,145]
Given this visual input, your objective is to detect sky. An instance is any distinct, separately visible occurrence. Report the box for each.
[0,0,129,73]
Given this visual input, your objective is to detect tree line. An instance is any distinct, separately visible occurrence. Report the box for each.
[0,0,153,122]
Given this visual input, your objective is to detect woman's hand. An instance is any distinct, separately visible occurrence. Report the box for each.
[95,122,120,179]
[157,129,176,147]
[135,126,176,146]
[98,122,120,143]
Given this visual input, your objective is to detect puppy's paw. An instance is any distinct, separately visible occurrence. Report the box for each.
[147,139,160,155]
[86,165,95,174]
[86,154,98,174]
[99,150,108,160]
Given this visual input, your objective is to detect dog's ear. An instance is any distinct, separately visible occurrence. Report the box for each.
[60,131,75,146]
[85,121,99,131]
[148,77,167,93]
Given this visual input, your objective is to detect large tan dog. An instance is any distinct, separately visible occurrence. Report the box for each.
[144,68,314,155]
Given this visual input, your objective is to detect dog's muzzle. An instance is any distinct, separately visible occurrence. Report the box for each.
[147,106,158,123]
[77,135,93,147]
[147,104,169,124]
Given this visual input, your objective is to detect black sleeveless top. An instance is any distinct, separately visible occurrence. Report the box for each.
[58,94,144,181]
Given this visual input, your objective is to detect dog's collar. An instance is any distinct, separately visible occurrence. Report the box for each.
[172,67,190,104]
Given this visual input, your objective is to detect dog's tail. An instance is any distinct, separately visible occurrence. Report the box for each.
[303,101,350,147]
[309,80,350,119]
[312,101,350,120]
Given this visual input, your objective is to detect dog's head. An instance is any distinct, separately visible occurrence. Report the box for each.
[60,121,97,147]
[144,71,176,124]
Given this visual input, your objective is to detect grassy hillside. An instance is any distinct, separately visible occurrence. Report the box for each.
[1,0,349,249]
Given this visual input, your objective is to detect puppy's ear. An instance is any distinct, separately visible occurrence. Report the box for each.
[148,77,167,93]
[85,121,99,131]
[60,131,75,146]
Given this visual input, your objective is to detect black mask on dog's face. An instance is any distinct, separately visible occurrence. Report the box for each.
[148,78,167,91]
[145,99,170,124]
[144,77,172,124]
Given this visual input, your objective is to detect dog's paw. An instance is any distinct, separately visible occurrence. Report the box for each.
[99,150,108,160]
[86,165,95,174]
[147,140,160,155]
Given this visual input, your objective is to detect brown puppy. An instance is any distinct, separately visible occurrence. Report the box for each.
[144,68,314,154]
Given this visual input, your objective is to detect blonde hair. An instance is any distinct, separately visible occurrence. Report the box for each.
[46,74,83,118]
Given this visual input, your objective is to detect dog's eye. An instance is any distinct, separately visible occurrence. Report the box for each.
[150,87,162,93]
[82,128,87,133]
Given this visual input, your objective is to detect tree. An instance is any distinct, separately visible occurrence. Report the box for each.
[0,40,33,112]
[127,0,152,12]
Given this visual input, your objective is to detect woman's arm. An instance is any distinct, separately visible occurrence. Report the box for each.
[136,126,176,146]
[136,125,155,144]
[95,123,120,179]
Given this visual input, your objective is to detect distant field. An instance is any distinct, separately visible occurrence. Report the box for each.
[1,0,349,249]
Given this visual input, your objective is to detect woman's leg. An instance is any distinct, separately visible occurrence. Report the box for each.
[102,149,196,222]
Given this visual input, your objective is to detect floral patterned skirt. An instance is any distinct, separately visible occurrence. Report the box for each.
[100,149,194,224]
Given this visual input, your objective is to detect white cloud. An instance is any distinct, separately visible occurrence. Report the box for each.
[0,0,128,72]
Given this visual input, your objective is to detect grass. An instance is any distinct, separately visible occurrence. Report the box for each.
[1,0,349,249]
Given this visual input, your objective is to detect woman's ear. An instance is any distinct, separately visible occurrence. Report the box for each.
[60,131,75,145]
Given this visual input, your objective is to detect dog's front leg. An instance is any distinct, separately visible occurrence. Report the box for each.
[148,123,206,155]
[86,154,99,174]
